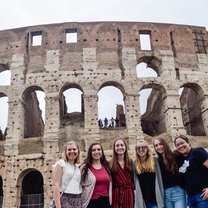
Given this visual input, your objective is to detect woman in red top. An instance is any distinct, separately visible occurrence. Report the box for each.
[81,142,111,208]
[109,138,134,208]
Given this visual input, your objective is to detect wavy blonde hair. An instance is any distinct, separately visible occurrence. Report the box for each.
[135,140,155,174]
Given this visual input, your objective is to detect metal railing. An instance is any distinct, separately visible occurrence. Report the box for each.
[19,194,44,208]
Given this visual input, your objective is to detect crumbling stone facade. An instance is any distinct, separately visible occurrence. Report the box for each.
[0,21,208,207]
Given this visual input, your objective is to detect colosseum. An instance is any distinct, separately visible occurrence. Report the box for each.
[0,21,207,207]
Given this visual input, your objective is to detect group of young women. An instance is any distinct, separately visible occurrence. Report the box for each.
[51,135,208,208]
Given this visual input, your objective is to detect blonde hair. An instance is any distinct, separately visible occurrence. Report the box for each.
[63,141,80,164]
[135,140,155,174]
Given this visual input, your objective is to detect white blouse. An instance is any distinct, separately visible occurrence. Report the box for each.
[53,159,82,194]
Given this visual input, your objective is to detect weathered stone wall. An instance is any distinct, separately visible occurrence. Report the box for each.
[0,21,208,207]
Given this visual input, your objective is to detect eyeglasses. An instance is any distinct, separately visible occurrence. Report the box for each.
[136,146,147,151]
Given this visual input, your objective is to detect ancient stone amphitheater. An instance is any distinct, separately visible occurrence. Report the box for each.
[0,21,207,207]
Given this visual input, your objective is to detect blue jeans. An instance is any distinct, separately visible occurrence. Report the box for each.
[165,186,187,208]
[188,193,208,208]
[146,203,157,208]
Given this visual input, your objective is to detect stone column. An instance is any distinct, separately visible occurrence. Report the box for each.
[121,47,137,78]
[4,98,24,156]
[43,92,60,154]
[43,50,61,154]
[83,94,100,150]
[4,54,26,156]
[163,94,186,137]
[200,95,208,135]
[124,93,143,150]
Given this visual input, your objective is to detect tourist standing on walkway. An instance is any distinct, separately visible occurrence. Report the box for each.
[174,135,208,208]
[52,141,82,208]
[109,138,134,208]
[80,142,111,208]
[134,140,164,208]
[153,138,186,208]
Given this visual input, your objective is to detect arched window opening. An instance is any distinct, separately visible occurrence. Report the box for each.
[36,91,45,123]
[0,96,8,140]
[140,87,166,136]
[23,87,45,138]
[136,62,157,78]
[179,87,206,136]
[20,170,44,208]
[59,86,84,144]
[98,86,126,128]
[139,89,152,115]
[0,66,11,86]
[0,176,3,207]
[63,88,83,113]
[60,87,84,122]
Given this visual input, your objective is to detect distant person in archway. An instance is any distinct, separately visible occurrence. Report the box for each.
[52,141,82,208]
[104,117,108,127]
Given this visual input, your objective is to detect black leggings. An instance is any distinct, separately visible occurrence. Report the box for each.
[87,196,110,208]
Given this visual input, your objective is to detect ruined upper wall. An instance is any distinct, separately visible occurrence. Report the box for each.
[0,22,207,73]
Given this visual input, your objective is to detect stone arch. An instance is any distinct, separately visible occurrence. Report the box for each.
[59,83,84,116]
[99,81,125,95]
[139,83,166,136]
[179,82,206,136]
[16,169,44,207]
[98,81,126,128]
[22,86,45,138]
[137,56,162,76]
[59,83,85,143]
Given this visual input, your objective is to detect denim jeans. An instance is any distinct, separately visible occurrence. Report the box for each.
[188,193,208,208]
[164,186,187,208]
[146,203,157,208]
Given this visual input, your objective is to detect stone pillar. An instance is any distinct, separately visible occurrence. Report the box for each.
[121,47,137,78]
[83,94,100,150]
[200,95,208,135]
[4,54,26,156]
[163,94,186,137]
[3,156,17,207]
[43,50,61,154]
[125,93,143,150]
[4,98,24,156]
[43,91,61,207]
[43,93,60,154]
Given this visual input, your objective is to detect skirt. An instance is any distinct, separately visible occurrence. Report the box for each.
[61,193,81,208]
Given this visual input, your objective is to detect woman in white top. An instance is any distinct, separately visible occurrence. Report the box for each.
[52,141,82,208]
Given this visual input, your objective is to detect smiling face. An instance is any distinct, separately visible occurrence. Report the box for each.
[114,139,126,155]
[66,143,79,164]
[136,140,148,158]
[154,139,164,155]
[91,144,102,161]
[175,137,191,156]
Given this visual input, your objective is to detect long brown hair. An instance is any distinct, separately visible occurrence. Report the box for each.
[153,138,177,173]
[109,138,132,172]
[81,142,110,182]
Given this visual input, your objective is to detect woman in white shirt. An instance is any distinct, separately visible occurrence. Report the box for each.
[52,141,82,208]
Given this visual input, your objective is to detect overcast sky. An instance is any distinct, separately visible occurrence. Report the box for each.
[0,0,208,130]
[0,0,208,30]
